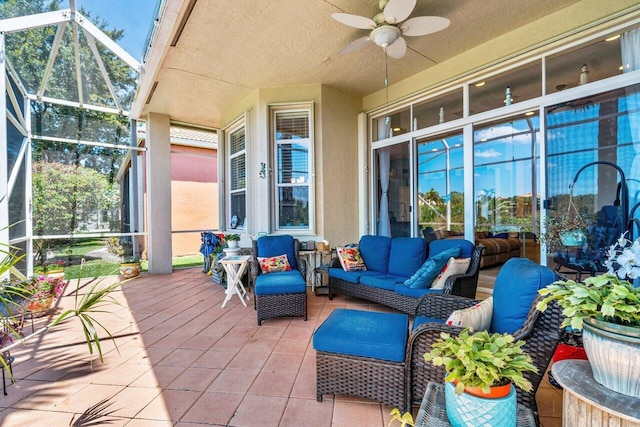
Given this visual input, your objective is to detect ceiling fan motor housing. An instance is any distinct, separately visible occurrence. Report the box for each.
[371,25,401,48]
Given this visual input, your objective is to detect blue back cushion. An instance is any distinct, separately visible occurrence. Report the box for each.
[491,258,556,334]
[404,246,460,288]
[429,239,474,259]
[388,237,427,277]
[257,235,297,270]
[359,235,392,273]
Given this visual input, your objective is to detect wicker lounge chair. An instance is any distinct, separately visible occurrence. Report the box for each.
[250,235,307,325]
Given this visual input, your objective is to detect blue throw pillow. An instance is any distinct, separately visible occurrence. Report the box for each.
[404,246,461,289]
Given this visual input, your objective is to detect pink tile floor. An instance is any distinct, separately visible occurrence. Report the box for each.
[0,269,563,426]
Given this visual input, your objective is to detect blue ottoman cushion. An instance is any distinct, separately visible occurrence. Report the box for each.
[255,270,306,295]
[313,308,409,363]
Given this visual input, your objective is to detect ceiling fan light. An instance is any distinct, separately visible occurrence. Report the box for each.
[371,25,401,48]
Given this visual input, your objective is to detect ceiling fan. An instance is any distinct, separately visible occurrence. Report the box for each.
[332,0,450,59]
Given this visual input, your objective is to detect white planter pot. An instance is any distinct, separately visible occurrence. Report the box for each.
[582,318,640,398]
[227,240,239,249]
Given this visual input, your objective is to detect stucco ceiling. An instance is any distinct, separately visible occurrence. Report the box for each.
[135,0,583,128]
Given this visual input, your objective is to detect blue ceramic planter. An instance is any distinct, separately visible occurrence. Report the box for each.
[445,381,517,427]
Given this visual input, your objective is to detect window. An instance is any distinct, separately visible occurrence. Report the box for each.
[272,106,313,231]
[228,125,246,230]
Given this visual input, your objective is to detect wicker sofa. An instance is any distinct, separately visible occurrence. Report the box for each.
[328,235,483,314]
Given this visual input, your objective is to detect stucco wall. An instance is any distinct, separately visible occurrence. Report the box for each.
[363,0,640,111]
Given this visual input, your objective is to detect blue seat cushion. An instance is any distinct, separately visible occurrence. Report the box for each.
[429,239,474,259]
[359,235,392,273]
[329,268,384,284]
[388,237,428,277]
[412,316,446,330]
[394,283,444,298]
[254,270,306,295]
[404,246,461,289]
[313,308,409,363]
[491,258,556,334]
[360,274,407,291]
[257,235,297,270]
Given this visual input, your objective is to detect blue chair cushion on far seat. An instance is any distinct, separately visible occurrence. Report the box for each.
[360,274,407,291]
[328,268,383,284]
[359,235,392,274]
[429,239,474,259]
[313,308,409,363]
[254,270,306,295]
[491,258,556,334]
[388,237,428,277]
[256,235,297,270]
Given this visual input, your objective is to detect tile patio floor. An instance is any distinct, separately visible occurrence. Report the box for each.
[0,268,563,426]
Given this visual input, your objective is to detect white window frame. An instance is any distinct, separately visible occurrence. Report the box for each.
[271,104,315,233]
[227,120,246,231]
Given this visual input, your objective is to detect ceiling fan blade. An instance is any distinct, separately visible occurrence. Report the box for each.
[386,36,407,58]
[401,16,450,36]
[339,36,371,55]
[331,13,376,29]
[383,0,416,24]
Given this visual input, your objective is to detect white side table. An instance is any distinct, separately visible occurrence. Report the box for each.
[219,254,251,308]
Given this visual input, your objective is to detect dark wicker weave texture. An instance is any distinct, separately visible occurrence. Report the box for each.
[316,350,408,412]
[251,237,308,326]
[406,286,564,421]
[328,245,484,314]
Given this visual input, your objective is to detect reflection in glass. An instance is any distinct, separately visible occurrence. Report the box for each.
[278,187,309,229]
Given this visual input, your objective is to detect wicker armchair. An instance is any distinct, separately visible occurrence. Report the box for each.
[406,262,564,420]
[250,235,307,325]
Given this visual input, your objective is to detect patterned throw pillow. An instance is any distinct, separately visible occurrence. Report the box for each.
[336,247,367,272]
[445,297,493,331]
[258,254,291,274]
[431,258,471,290]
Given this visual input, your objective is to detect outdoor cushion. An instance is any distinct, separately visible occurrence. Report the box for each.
[491,258,555,334]
[254,270,305,295]
[329,268,383,284]
[431,257,471,290]
[337,247,367,271]
[312,308,409,363]
[388,237,428,277]
[256,235,297,270]
[360,274,407,291]
[258,254,291,273]
[446,297,493,331]
[429,239,474,259]
[359,235,392,273]
[404,246,460,289]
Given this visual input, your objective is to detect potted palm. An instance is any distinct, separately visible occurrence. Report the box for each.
[537,232,640,397]
[424,328,537,427]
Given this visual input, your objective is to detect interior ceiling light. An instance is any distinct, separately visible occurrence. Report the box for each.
[525,111,535,116]
[605,34,621,42]
[474,81,486,87]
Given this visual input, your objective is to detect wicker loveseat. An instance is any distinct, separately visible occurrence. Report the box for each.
[436,230,520,268]
[328,235,483,314]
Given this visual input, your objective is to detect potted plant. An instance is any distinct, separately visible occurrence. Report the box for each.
[34,260,65,279]
[537,232,640,397]
[225,233,241,249]
[24,275,66,314]
[424,328,537,427]
[119,255,142,279]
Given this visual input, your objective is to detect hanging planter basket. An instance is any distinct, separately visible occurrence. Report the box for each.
[560,230,586,247]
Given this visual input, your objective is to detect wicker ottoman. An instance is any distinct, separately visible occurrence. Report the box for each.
[313,308,409,411]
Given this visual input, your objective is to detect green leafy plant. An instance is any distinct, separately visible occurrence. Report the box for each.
[388,408,414,427]
[225,233,241,241]
[424,328,537,395]
[34,259,65,273]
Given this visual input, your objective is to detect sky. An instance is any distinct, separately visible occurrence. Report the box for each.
[59,0,160,61]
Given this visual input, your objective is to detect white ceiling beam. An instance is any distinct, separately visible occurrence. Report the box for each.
[38,23,66,99]
[0,10,71,33]
[71,19,83,107]
[76,12,141,71]
[85,30,123,113]
[26,94,128,116]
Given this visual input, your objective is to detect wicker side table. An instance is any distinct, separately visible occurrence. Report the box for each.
[415,382,537,427]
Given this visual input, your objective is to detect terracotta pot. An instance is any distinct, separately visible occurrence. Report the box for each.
[453,379,512,398]
[445,381,516,427]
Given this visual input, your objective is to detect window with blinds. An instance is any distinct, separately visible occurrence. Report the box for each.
[228,125,246,229]
[273,107,313,231]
